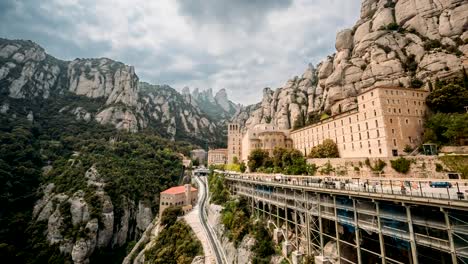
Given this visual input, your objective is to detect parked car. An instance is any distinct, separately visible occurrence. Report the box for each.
[429,181,453,188]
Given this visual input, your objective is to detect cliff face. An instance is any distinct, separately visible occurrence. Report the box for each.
[0,38,228,145]
[32,167,154,264]
[233,0,468,129]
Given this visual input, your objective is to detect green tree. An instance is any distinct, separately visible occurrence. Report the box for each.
[426,83,468,113]
[247,149,270,172]
[391,157,412,174]
[308,139,339,158]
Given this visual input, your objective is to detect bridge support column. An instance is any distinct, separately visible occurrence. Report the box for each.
[318,193,324,256]
[333,196,341,263]
[443,208,458,264]
[405,206,418,264]
[294,191,299,250]
[353,199,362,264]
[305,191,311,256]
[375,202,387,264]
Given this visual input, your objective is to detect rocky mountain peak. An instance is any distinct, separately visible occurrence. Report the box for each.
[232,0,468,130]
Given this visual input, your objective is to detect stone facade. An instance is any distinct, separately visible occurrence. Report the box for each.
[208,149,228,166]
[228,123,293,164]
[159,185,198,217]
[227,123,242,164]
[291,87,429,158]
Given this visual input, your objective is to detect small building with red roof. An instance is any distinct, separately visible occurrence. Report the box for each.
[159,184,198,216]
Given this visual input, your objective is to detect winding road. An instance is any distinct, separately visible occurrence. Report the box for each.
[193,175,227,264]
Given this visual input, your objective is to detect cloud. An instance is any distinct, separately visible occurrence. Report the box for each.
[0,0,360,105]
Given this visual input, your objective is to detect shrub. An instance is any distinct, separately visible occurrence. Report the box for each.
[365,159,387,172]
[160,206,183,226]
[385,22,400,31]
[308,139,339,158]
[423,39,442,50]
[403,145,414,153]
[435,163,444,172]
[391,157,412,174]
[319,161,334,175]
[247,149,270,172]
[411,78,424,88]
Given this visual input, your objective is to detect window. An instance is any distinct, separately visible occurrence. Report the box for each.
[363,104,366,109]
[343,136,345,142]
[387,99,390,104]
[343,144,346,150]
[362,95,364,100]
[375,120,378,127]
[377,130,380,137]
[378,140,381,146]
[367,131,370,139]
[374,110,377,116]
[360,142,363,149]
[371,92,374,96]
[379,148,382,154]
[393,108,397,113]
[364,113,367,119]
[369,149,372,154]
[399,109,401,113]
[368,141,371,147]
[405,119,409,124]
[392,129,395,134]
[359,133,362,140]
[390,118,393,124]
[358,124,360,131]
[349,117,351,123]
[341,120,343,126]
[408,109,410,114]
[352,143,355,150]
[391,90,394,95]
[393,139,397,146]
[350,126,353,133]
[365,122,369,129]
[351,135,354,141]
[409,136,412,143]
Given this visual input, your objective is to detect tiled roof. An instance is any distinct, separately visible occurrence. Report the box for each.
[161,186,197,195]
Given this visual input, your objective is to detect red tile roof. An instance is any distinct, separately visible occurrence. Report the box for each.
[161,186,197,195]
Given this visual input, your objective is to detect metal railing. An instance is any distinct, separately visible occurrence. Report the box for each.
[222,172,468,204]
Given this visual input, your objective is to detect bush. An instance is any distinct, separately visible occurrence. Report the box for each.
[319,161,334,175]
[403,145,414,153]
[308,139,339,158]
[385,22,400,31]
[411,78,424,88]
[435,163,444,172]
[160,206,183,226]
[391,157,412,174]
[426,83,468,113]
[423,39,442,50]
[248,149,270,172]
[365,158,387,172]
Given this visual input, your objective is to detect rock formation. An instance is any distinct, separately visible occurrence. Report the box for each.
[233,0,468,129]
[0,38,235,145]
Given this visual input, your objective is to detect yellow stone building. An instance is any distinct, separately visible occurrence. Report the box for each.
[291,87,429,158]
[207,148,228,166]
[228,123,293,164]
[228,87,429,162]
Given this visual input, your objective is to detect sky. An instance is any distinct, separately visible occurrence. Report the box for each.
[0,0,360,105]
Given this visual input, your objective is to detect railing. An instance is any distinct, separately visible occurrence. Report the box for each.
[221,171,468,204]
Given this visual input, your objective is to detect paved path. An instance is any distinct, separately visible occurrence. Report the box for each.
[184,184,216,264]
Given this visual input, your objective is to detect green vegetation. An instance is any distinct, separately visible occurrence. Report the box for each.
[145,207,202,264]
[424,70,468,147]
[251,221,275,264]
[221,199,251,246]
[308,139,340,158]
[160,206,183,226]
[365,158,387,172]
[208,172,275,261]
[423,113,468,145]
[390,157,412,174]
[439,156,468,179]
[0,94,196,263]
[247,148,314,175]
[208,173,230,205]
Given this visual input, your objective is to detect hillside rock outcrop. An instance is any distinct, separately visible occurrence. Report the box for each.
[0,38,230,145]
[233,0,468,129]
[32,166,156,264]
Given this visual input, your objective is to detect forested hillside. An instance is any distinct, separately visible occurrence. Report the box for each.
[0,95,194,263]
